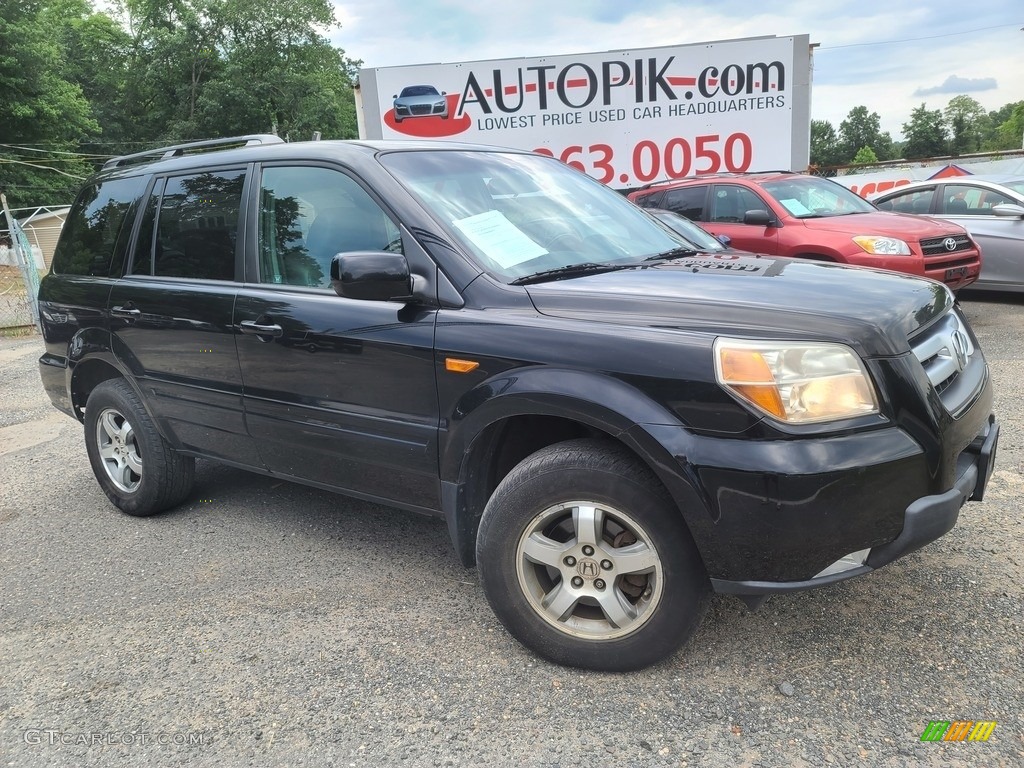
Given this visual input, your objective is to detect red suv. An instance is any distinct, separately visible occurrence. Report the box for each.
[629,173,981,289]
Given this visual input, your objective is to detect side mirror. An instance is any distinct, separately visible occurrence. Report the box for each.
[330,252,412,301]
[743,209,773,226]
[992,203,1024,218]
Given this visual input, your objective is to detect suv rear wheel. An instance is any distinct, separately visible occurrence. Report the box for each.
[84,379,195,516]
[476,438,709,671]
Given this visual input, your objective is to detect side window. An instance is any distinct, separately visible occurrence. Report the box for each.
[663,186,707,220]
[944,184,1011,215]
[258,166,401,288]
[881,188,934,214]
[634,191,664,209]
[131,180,161,276]
[875,190,916,212]
[710,185,766,223]
[132,170,244,280]
[51,176,145,276]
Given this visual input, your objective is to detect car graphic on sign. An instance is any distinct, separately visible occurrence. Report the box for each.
[392,85,449,123]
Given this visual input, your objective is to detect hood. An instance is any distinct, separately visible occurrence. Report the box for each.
[797,211,966,240]
[524,254,951,357]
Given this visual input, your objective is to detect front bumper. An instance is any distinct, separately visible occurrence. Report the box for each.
[710,414,999,596]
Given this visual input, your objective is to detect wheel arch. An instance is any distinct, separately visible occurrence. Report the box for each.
[439,368,709,567]
[69,356,123,420]
[67,347,159,437]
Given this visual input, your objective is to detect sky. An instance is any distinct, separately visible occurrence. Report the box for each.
[329,0,1024,140]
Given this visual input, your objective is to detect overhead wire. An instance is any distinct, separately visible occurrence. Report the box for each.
[817,22,1023,50]
[0,143,113,159]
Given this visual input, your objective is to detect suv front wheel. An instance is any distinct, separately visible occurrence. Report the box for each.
[84,379,195,516]
[476,439,709,671]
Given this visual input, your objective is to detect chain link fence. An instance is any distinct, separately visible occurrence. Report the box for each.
[1,194,50,333]
[0,265,37,331]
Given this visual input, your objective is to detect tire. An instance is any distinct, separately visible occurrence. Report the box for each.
[83,379,195,516]
[476,438,710,671]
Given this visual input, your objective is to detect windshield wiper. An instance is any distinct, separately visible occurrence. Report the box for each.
[643,246,699,262]
[509,262,630,285]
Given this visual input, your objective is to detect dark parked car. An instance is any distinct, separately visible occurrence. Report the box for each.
[38,135,998,671]
[629,172,983,290]
[872,176,1024,293]
[392,84,449,122]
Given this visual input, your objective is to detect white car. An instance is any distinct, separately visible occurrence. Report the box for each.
[392,85,449,123]
[872,176,1024,292]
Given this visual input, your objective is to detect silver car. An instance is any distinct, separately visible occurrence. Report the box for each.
[392,85,449,123]
[872,176,1024,292]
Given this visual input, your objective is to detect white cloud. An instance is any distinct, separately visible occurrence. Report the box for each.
[914,75,998,97]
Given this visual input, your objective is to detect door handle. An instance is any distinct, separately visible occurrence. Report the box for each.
[239,320,283,338]
[111,304,141,318]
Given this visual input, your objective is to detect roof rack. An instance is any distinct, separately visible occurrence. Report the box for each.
[634,169,798,192]
[102,134,285,170]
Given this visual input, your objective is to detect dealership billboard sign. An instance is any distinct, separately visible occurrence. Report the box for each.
[357,35,812,188]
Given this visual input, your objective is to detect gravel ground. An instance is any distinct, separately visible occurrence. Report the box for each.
[1,293,1022,768]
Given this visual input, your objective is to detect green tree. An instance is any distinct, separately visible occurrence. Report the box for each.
[838,106,893,163]
[109,0,359,143]
[810,119,842,170]
[992,103,1024,151]
[0,0,99,207]
[944,95,986,155]
[981,101,1023,149]
[112,0,228,143]
[42,0,134,155]
[852,146,878,165]
[902,103,949,159]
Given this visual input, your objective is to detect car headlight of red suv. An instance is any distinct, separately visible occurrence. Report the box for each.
[852,236,912,256]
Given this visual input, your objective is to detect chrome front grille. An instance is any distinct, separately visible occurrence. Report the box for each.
[911,309,976,399]
[920,234,972,255]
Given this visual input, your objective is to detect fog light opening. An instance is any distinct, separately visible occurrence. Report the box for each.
[814,548,871,579]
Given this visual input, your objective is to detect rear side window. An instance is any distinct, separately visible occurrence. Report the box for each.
[664,186,707,221]
[51,176,145,276]
[131,170,245,281]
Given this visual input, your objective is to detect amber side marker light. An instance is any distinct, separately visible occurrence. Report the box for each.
[445,358,480,373]
[718,347,786,419]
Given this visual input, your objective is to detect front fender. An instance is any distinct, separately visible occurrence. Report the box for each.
[440,366,683,483]
[438,366,719,569]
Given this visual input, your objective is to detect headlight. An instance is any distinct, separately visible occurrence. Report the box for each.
[852,236,911,255]
[714,339,879,424]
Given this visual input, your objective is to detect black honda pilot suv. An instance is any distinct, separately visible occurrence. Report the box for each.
[38,135,999,671]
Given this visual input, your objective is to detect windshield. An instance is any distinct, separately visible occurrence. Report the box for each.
[400,86,439,97]
[380,150,689,281]
[649,210,725,251]
[1001,180,1024,197]
[760,176,876,218]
